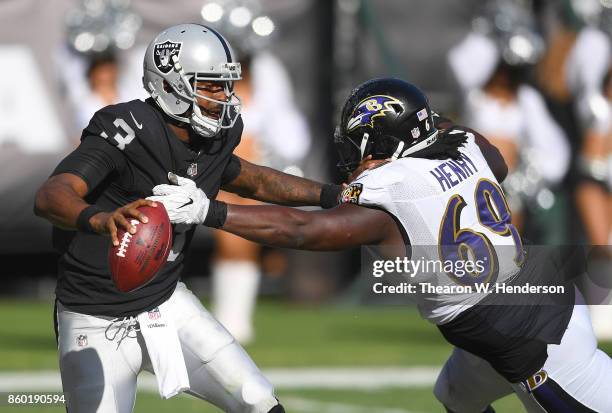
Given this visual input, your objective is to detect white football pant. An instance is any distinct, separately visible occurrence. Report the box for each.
[57,282,278,413]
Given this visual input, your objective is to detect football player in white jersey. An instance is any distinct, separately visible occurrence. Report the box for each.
[151,78,612,412]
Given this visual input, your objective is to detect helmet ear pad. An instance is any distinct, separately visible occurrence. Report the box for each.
[144,69,191,118]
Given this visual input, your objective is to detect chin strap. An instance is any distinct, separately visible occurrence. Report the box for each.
[400,130,439,158]
[359,133,370,158]
[391,141,405,160]
[190,108,220,137]
[360,129,440,164]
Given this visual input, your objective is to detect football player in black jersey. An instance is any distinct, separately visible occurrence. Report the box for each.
[153,78,612,412]
[33,24,350,413]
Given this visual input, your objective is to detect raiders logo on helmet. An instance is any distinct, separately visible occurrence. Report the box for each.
[153,41,182,74]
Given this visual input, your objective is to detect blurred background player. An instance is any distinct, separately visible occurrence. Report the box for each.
[565,1,612,340]
[450,0,612,342]
[447,0,570,239]
[56,0,146,137]
[536,0,612,340]
[200,0,311,343]
[577,67,612,340]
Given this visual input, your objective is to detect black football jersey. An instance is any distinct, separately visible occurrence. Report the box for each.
[52,99,242,317]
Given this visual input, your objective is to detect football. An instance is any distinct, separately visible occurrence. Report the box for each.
[108,204,173,293]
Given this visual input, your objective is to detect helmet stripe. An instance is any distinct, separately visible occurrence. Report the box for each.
[198,24,232,63]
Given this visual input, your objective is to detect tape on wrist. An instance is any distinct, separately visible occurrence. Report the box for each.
[76,205,105,234]
[204,200,228,228]
[320,184,342,209]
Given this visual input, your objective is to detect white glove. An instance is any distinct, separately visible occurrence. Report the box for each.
[147,172,210,225]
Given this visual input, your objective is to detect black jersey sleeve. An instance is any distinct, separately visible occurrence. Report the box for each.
[221,154,242,185]
[52,135,126,192]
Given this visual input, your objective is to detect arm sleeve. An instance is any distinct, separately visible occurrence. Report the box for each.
[52,135,127,192]
[221,154,242,185]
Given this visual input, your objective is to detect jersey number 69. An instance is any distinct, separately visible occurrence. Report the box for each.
[438,178,525,285]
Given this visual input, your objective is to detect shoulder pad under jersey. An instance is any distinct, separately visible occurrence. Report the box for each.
[340,162,405,207]
[82,99,162,151]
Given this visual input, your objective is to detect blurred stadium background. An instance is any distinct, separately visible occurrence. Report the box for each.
[0,0,610,412]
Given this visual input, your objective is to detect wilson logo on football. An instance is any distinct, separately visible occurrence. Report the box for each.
[116,219,140,258]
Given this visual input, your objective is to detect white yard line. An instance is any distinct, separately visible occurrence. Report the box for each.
[264,367,439,389]
[283,396,424,413]
[0,366,440,392]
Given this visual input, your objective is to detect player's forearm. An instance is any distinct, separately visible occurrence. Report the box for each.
[225,159,339,207]
[34,178,90,230]
[250,167,322,206]
[222,204,330,250]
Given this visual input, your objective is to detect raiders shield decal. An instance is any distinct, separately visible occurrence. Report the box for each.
[154,41,182,74]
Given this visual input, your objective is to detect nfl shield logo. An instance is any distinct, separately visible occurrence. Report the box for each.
[153,41,182,74]
[411,127,420,139]
[76,334,88,347]
[148,307,161,320]
[187,162,198,177]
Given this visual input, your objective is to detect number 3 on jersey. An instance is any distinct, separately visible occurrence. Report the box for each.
[438,178,524,285]
[100,117,135,150]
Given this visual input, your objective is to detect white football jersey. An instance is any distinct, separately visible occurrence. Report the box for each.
[346,132,524,324]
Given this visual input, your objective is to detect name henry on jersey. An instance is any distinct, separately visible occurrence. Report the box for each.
[429,154,478,192]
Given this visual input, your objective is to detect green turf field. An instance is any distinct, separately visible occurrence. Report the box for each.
[1,299,610,412]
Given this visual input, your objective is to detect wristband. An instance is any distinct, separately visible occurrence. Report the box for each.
[76,205,105,234]
[320,184,342,209]
[204,200,228,228]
